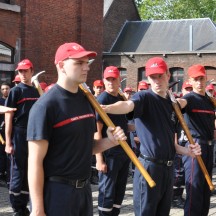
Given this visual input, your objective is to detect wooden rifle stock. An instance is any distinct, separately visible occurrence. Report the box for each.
[79,83,156,188]
[167,91,214,191]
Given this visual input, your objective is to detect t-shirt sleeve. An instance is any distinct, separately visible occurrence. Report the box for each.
[27,102,53,141]
[95,96,105,123]
[5,87,21,108]
[131,91,146,118]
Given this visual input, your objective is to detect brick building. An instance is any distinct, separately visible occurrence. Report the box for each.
[1,1,215,94]
[0,0,103,86]
[0,0,140,89]
[103,18,216,93]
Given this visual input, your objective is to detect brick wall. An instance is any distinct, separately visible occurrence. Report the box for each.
[103,53,216,91]
[103,0,140,52]
[0,1,20,50]
[18,0,103,86]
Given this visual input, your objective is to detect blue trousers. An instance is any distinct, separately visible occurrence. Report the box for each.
[183,140,213,216]
[98,152,130,216]
[44,180,93,216]
[133,157,174,216]
[9,127,29,211]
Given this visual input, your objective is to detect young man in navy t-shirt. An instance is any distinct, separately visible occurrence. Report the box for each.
[27,42,127,216]
[5,59,40,216]
[103,57,201,216]
[178,65,215,216]
[95,66,130,215]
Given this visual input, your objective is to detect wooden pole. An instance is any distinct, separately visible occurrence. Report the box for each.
[79,83,156,188]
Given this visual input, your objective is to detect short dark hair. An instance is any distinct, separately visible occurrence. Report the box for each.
[1,82,11,88]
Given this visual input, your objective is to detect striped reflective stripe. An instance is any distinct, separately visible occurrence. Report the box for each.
[9,190,29,196]
[192,109,215,115]
[113,204,121,209]
[17,98,38,104]
[98,206,113,212]
[98,204,121,212]
[53,113,95,128]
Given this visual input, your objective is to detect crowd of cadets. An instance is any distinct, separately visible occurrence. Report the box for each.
[0,46,215,216]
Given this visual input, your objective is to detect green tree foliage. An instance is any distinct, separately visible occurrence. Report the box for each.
[135,0,216,22]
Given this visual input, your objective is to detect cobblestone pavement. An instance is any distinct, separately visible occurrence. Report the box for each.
[1,168,216,216]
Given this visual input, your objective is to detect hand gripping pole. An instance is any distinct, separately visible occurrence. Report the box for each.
[79,83,156,188]
[167,90,214,191]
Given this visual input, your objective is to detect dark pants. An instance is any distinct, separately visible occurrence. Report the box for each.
[0,140,7,175]
[44,181,93,216]
[173,153,185,197]
[98,153,130,216]
[9,127,29,211]
[133,157,174,216]
[183,140,213,216]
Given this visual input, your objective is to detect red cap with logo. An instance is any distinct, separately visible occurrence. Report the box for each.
[138,81,149,90]
[54,42,97,64]
[40,82,48,91]
[123,87,133,92]
[103,66,120,79]
[93,80,104,87]
[206,84,214,91]
[15,59,33,71]
[44,83,55,93]
[145,57,168,76]
[182,81,192,90]
[12,74,21,82]
[188,65,206,78]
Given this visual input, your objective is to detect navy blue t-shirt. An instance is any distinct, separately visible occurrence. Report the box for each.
[183,91,215,140]
[27,84,96,179]
[5,83,39,128]
[131,89,176,160]
[96,91,128,154]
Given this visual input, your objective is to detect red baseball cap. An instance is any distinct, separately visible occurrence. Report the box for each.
[188,65,206,78]
[103,66,120,79]
[123,87,133,92]
[145,57,167,76]
[12,74,21,82]
[206,84,214,91]
[44,83,55,93]
[93,80,104,87]
[182,81,192,90]
[40,82,48,90]
[15,59,33,71]
[54,42,97,64]
[138,81,149,90]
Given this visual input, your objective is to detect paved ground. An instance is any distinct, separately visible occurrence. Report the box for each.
[1,168,216,215]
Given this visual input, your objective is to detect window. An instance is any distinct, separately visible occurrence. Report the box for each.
[0,42,13,63]
[0,71,13,85]
[119,67,127,90]
[138,67,146,82]
[169,67,184,93]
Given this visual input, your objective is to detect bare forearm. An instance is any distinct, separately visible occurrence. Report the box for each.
[28,140,48,216]
[93,138,116,154]
[28,157,45,215]
[5,113,13,143]
[175,144,191,156]
[104,100,134,114]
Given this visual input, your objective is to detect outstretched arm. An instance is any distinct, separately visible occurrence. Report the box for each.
[102,100,135,114]
[0,105,16,114]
